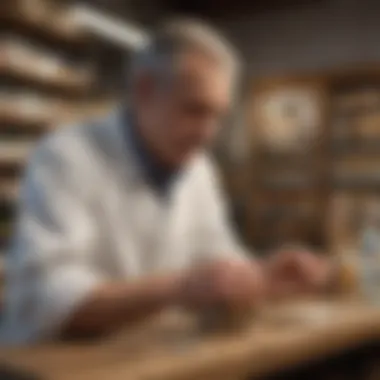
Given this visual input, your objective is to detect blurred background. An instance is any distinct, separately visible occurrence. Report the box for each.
[1,0,380,270]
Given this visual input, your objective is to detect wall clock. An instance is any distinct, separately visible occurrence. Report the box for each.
[254,86,322,152]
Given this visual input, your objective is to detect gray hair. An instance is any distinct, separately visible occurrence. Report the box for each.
[130,19,241,85]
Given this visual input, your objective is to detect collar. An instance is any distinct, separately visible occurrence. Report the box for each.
[121,111,180,196]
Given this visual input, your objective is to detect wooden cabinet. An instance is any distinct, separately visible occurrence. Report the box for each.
[242,67,380,252]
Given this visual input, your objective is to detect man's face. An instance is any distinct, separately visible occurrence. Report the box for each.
[137,52,234,167]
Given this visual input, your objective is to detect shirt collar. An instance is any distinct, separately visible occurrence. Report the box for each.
[122,111,180,196]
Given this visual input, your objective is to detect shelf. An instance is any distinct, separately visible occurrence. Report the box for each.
[333,177,380,189]
[0,108,55,128]
[260,180,317,191]
[0,98,115,133]
[247,69,380,250]
[332,140,380,156]
[0,180,19,203]
[251,190,318,203]
[2,0,86,46]
[1,39,94,93]
[0,96,58,128]
[254,208,316,220]
[0,141,34,167]
[254,152,318,169]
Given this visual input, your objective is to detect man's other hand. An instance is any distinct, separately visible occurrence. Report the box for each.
[177,259,266,313]
[265,248,333,299]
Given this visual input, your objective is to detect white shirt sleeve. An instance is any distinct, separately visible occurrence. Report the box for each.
[194,156,250,262]
[3,134,104,343]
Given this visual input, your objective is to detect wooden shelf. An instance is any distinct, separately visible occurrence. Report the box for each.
[0,180,19,203]
[332,140,380,156]
[254,152,318,169]
[260,180,317,191]
[0,96,58,127]
[0,141,34,167]
[2,0,86,46]
[0,109,55,128]
[0,1,116,259]
[333,177,380,189]
[1,40,93,92]
[0,99,115,136]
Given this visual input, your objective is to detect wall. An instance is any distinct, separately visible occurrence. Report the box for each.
[212,0,380,246]
[218,0,380,79]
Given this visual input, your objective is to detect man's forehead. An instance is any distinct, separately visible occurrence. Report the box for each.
[177,50,231,78]
[173,52,233,94]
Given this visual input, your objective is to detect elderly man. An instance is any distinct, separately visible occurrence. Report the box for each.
[2,20,333,343]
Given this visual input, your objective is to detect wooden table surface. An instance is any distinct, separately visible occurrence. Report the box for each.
[1,298,380,380]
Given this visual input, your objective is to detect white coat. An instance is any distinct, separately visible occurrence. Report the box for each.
[1,110,247,343]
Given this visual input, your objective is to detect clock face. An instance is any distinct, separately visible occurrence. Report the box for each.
[255,87,322,152]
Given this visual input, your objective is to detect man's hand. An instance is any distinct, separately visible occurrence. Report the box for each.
[265,248,333,299]
[177,260,266,313]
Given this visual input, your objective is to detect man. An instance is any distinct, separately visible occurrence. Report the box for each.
[2,20,333,343]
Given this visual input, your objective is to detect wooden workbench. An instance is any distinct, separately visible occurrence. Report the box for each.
[1,299,380,380]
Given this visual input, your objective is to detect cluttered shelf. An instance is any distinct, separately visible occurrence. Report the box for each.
[1,39,94,93]
[0,141,34,168]
[332,139,380,156]
[0,180,19,204]
[0,97,116,130]
[1,0,86,47]
[242,67,380,251]
[0,96,58,128]
[0,0,129,261]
